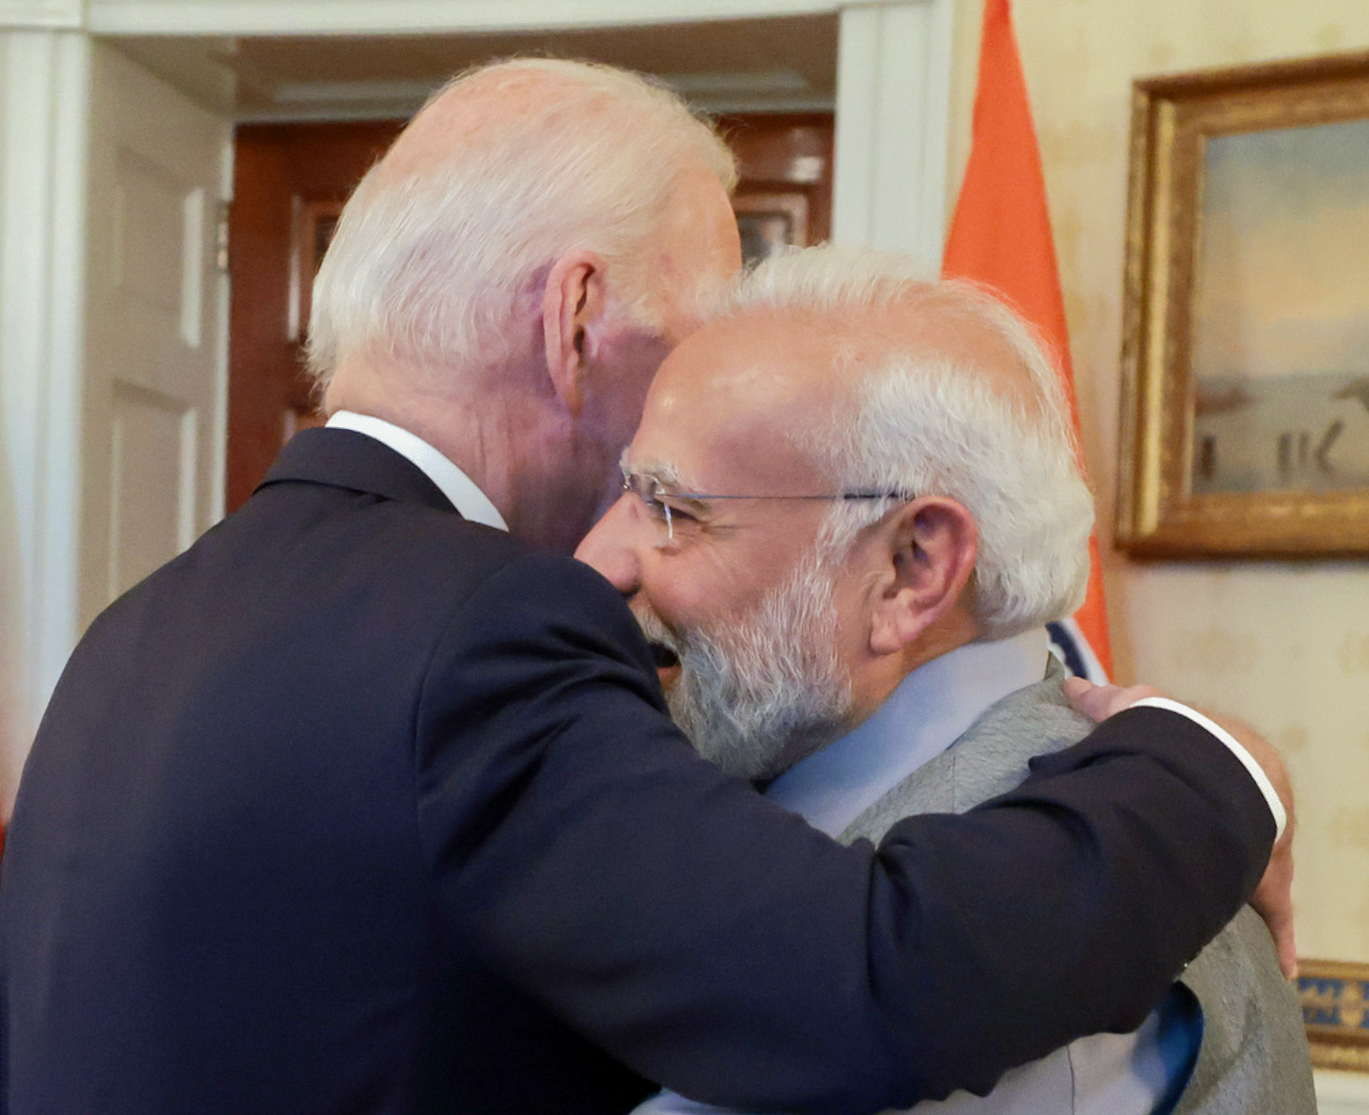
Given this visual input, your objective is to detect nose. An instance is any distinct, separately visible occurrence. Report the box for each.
[575,494,643,596]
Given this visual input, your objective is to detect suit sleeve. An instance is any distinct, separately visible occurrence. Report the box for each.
[414,552,1273,1114]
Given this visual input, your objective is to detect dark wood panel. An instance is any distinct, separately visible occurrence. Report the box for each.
[720,112,834,263]
[227,121,404,512]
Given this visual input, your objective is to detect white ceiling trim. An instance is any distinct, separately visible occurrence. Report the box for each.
[233,92,838,125]
[88,0,841,36]
[0,0,82,29]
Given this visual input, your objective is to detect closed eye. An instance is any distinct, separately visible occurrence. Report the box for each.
[659,498,702,525]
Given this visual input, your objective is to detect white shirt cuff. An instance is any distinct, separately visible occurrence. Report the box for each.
[1129,697,1286,841]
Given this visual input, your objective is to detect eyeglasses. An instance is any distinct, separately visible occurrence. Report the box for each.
[620,469,915,545]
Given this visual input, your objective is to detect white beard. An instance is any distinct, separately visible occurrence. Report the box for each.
[634,553,854,781]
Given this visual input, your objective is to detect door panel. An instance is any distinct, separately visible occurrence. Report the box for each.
[108,382,198,600]
[82,44,229,627]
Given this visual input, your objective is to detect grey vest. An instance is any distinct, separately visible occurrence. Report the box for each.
[840,663,1315,1115]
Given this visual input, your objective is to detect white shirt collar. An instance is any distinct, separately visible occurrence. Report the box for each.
[325,411,508,532]
[765,627,1051,836]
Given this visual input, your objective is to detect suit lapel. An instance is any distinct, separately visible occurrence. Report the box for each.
[255,427,458,515]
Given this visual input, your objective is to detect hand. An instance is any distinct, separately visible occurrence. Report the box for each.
[1196,709,1298,980]
[1060,677,1164,722]
[1062,678,1299,979]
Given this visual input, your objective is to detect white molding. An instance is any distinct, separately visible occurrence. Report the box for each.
[88,0,837,36]
[0,28,90,801]
[233,95,838,126]
[832,0,952,266]
[1318,1070,1369,1115]
[208,128,232,527]
[0,0,82,30]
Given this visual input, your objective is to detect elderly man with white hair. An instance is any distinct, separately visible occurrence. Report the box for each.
[1,60,1288,1115]
[579,245,1314,1115]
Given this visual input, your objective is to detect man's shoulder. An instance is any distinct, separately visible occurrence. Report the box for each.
[84,478,634,689]
[842,668,1091,841]
[941,669,1093,803]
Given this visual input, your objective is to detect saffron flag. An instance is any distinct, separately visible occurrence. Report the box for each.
[941,0,1113,681]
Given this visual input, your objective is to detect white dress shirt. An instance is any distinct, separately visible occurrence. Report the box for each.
[325,411,508,531]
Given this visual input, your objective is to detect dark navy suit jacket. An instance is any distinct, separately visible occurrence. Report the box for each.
[0,429,1273,1114]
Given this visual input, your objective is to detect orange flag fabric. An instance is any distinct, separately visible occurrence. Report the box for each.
[942,0,1113,680]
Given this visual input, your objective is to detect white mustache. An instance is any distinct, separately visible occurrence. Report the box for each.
[629,601,683,662]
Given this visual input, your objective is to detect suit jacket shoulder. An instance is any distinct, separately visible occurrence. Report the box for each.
[841,661,1085,838]
[840,661,1315,1115]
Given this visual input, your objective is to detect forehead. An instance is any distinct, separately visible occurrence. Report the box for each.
[626,311,839,491]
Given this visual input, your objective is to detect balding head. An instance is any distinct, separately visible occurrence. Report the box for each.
[310,59,737,393]
[709,245,1095,640]
[305,59,741,551]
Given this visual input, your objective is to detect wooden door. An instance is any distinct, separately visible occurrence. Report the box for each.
[226,121,404,512]
[723,113,834,267]
[223,114,832,510]
[81,44,231,628]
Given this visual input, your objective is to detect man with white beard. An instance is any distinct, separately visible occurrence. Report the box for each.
[577,245,1315,1115]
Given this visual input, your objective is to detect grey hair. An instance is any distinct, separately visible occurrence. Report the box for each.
[307,58,737,392]
[719,245,1094,640]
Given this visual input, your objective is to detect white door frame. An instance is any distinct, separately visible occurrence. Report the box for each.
[0,0,954,804]
[0,23,91,802]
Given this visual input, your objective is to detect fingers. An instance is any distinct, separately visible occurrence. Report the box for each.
[1273,908,1299,980]
[1061,684,1302,979]
[1250,839,1299,979]
[1061,678,1165,723]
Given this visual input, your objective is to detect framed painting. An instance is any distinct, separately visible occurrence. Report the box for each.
[1298,959,1369,1071]
[734,192,810,268]
[1117,52,1369,557]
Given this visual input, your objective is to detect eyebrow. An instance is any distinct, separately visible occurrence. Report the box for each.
[619,452,687,492]
[618,455,717,517]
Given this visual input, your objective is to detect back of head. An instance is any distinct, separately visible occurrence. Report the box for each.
[720,245,1094,640]
[308,58,736,394]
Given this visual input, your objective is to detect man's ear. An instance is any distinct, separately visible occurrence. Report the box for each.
[542,250,609,416]
[868,498,978,656]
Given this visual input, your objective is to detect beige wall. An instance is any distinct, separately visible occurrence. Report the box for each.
[946,0,1369,962]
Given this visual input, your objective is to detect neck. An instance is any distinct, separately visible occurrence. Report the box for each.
[848,608,981,728]
[326,354,604,553]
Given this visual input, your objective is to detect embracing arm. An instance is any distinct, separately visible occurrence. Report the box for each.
[417,553,1274,1113]
[1063,676,1297,977]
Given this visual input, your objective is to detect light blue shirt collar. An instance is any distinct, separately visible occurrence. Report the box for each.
[764,627,1051,837]
[325,411,508,532]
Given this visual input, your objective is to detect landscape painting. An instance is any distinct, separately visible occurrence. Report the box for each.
[1118,52,1369,557]
[1191,119,1369,496]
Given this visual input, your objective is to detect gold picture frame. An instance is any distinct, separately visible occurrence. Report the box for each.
[1298,958,1369,1071]
[1118,52,1369,557]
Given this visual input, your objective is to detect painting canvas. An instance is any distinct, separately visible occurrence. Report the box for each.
[1117,52,1369,557]
[1192,120,1369,496]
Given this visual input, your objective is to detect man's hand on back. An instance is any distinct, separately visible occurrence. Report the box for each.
[1062,677,1298,979]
